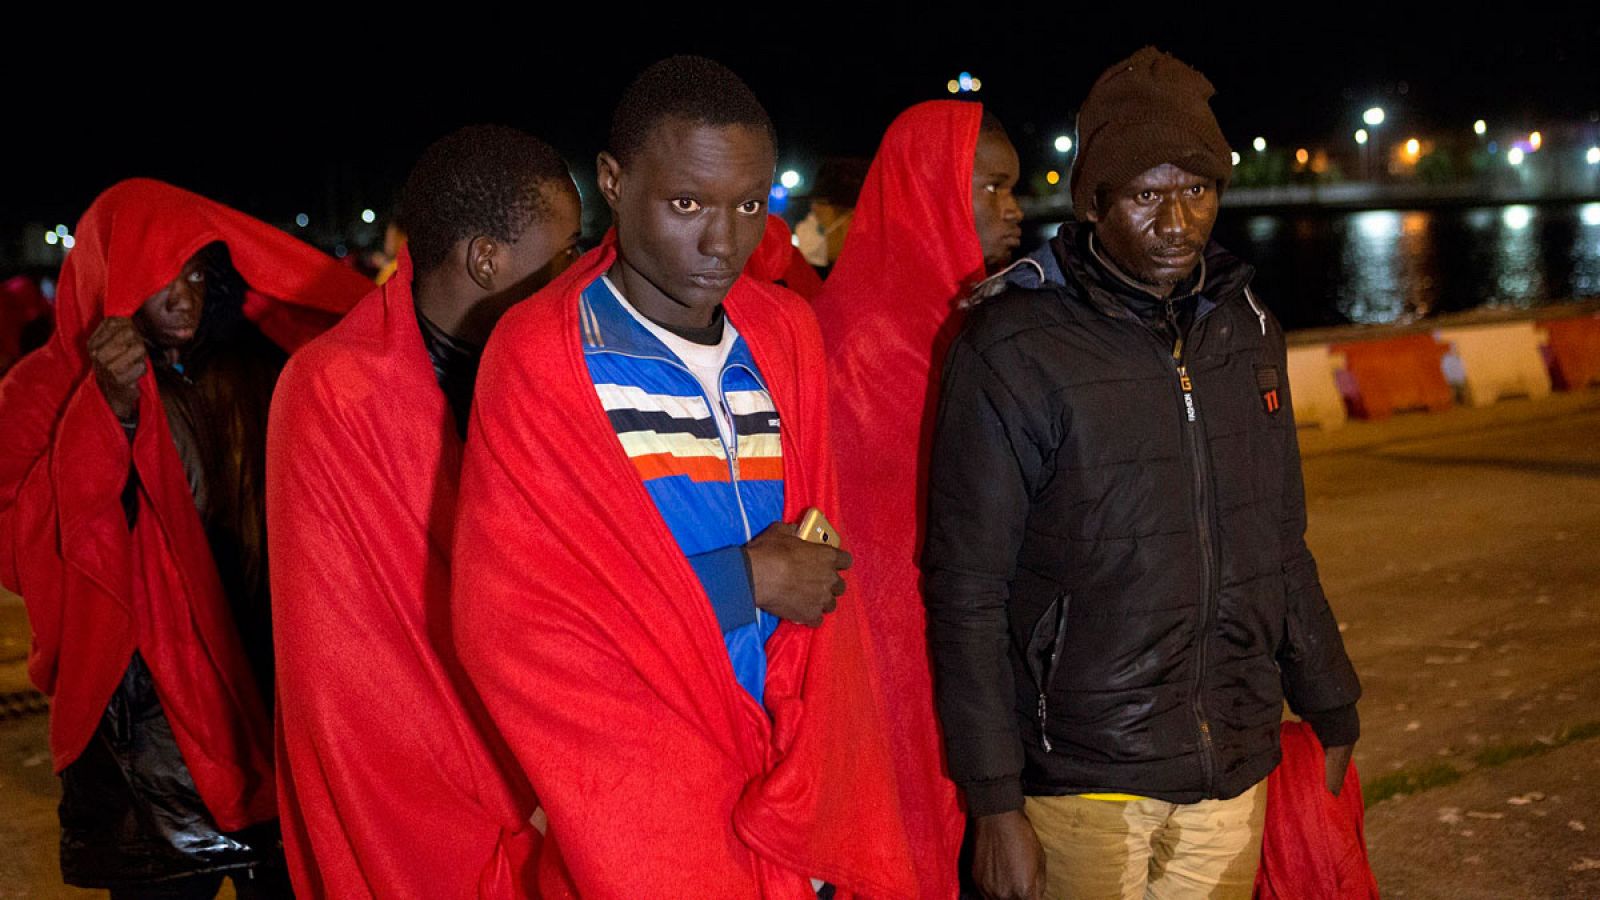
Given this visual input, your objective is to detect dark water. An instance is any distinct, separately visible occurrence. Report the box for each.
[1029,202,1600,332]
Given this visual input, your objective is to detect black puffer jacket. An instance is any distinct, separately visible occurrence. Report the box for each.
[922,224,1360,816]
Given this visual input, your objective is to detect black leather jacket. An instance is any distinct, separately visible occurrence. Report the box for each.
[922,224,1360,816]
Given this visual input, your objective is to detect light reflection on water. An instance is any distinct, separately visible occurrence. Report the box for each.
[1026,202,1600,330]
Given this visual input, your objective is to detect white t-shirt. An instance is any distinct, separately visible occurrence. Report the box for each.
[603,275,740,446]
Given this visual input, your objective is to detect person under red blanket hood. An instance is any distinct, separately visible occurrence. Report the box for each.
[269,125,582,900]
[745,214,824,300]
[0,178,368,895]
[451,56,919,898]
[809,100,1023,900]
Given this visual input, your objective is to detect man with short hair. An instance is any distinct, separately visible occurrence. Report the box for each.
[451,56,918,896]
[268,125,581,898]
[923,48,1361,899]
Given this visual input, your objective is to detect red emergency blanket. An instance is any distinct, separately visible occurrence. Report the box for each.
[1254,722,1380,899]
[746,214,825,300]
[267,250,539,898]
[808,100,987,898]
[0,178,368,830]
[451,234,919,899]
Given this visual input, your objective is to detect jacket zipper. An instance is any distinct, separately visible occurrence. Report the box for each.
[1163,300,1219,795]
[1036,592,1071,753]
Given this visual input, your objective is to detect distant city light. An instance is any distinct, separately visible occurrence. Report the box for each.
[1231,151,1241,166]
[62,235,75,249]
[947,80,959,94]
[1503,205,1532,230]
[360,208,376,224]
[1581,203,1600,227]
[1487,140,1499,155]
[1252,136,1266,152]
[780,170,802,189]
[791,233,801,247]
[1404,138,1421,157]
[1295,148,1309,165]
[1529,131,1543,151]
[950,72,981,93]
[1507,147,1526,166]
[958,71,973,91]
[295,213,310,228]
[969,77,982,91]
[1045,170,1061,185]
[1354,129,1368,145]
[1053,135,1073,153]
[1473,119,1487,136]
[54,224,68,236]
[1362,107,1385,126]
[44,231,57,245]
[1588,147,1600,165]
[768,185,788,201]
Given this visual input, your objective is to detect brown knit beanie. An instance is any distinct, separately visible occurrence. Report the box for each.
[1070,47,1233,221]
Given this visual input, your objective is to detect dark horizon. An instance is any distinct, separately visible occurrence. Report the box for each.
[5,12,1598,240]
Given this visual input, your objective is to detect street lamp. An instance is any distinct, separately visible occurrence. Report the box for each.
[1473,119,1487,136]
[1508,147,1526,166]
[1252,136,1266,152]
[1587,147,1600,165]
[780,170,801,190]
[1053,135,1073,153]
[1363,107,1385,126]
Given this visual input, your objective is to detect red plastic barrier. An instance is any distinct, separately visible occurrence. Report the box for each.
[1331,334,1454,420]
[1540,314,1600,391]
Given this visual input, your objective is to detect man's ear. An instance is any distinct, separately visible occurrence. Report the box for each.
[596,152,624,211]
[1083,190,1104,224]
[465,235,498,291]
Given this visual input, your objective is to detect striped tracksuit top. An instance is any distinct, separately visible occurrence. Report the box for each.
[580,275,784,705]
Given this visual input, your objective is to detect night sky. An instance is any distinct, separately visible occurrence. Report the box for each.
[5,10,1598,240]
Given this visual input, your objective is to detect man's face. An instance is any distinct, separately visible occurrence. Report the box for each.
[136,254,207,348]
[497,182,584,299]
[972,130,1023,270]
[458,181,583,342]
[1086,163,1219,296]
[598,119,775,328]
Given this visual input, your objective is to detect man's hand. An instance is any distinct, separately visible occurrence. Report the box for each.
[87,317,146,421]
[1324,743,1355,796]
[744,522,850,627]
[973,810,1045,900]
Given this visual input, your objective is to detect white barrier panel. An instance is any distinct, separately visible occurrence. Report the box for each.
[1434,322,1553,407]
[1286,345,1348,430]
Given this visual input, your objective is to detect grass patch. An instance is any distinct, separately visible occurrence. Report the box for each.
[1363,762,1463,806]
[1365,719,1600,807]
[1471,720,1600,768]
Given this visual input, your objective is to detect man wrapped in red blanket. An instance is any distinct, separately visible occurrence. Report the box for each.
[269,127,584,899]
[810,100,1024,899]
[0,178,367,894]
[452,57,919,898]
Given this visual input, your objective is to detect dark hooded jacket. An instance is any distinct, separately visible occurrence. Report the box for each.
[922,223,1360,815]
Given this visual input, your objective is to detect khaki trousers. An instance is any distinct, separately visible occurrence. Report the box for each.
[1023,782,1266,900]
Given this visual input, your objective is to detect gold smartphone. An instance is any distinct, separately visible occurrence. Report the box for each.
[797,507,843,548]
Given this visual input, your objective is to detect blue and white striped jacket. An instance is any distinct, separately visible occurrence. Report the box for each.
[581,275,784,705]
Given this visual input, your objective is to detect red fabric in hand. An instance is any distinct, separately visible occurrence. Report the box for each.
[0,178,369,831]
[268,249,540,898]
[451,234,919,899]
[808,100,987,900]
[1255,722,1379,899]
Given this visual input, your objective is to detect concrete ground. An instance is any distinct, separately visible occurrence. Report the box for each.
[1,388,1597,898]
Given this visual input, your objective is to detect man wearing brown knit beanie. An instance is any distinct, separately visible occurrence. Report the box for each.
[923,47,1361,899]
